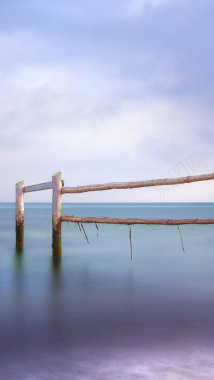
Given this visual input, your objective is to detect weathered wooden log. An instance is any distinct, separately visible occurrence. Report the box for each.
[62,172,214,194]
[52,172,62,259]
[16,180,24,250]
[24,181,53,193]
[61,216,214,225]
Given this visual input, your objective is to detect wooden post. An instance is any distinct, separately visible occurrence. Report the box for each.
[15,180,24,250]
[52,172,62,259]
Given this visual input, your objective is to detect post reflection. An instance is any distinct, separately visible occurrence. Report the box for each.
[51,257,61,276]
[13,247,24,299]
[14,247,24,270]
[48,257,67,346]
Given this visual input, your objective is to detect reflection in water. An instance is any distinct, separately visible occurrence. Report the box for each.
[13,248,24,302]
[49,258,66,347]
[14,248,24,268]
[1,203,214,379]
[51,257,61,276]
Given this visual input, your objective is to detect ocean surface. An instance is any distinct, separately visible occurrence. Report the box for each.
[1,202,214,379]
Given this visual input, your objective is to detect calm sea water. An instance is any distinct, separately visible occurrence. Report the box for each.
[1,202,214,379]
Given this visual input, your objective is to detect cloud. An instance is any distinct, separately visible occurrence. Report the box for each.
[1,63,213,201]
[118,0,185,18]
[0,0,213,201]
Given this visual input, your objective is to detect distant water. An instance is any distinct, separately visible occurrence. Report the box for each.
[1,202,214,379]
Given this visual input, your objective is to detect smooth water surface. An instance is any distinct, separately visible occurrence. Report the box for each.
[1,203,214,379]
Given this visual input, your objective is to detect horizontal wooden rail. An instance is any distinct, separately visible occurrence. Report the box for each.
[24,181,53,193]
[62,172,214,194]
[62,216,214,225]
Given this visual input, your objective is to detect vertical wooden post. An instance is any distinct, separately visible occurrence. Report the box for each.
[52,172,62,259]
[15,180,24,250]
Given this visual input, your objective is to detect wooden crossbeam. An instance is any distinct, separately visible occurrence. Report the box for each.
[61,216,214,225]
[62,173,214,194]
[24,181,53,193]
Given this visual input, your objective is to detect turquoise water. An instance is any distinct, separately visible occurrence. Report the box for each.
[1,203,214,379]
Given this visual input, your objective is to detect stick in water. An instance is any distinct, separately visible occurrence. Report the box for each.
[129,225,133,260]
[95,223,99,237]
[81,223,89,244]
[177,226,185,253]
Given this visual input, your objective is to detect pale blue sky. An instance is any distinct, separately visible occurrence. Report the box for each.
[1,0,214,201]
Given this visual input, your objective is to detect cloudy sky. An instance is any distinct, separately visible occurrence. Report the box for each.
[1,0,214,202]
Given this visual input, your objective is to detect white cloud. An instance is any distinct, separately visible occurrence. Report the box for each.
[1,64,213,202]
[119,0,185,18]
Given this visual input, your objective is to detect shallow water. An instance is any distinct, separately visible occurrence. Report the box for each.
[1,203,214,379]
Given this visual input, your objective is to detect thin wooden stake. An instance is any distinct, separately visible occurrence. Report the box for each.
[177,226,185,253]
[129,225,132,260]
[81,223,89,244]
[95,223,99,237]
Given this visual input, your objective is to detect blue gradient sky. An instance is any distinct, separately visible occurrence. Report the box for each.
[1,0,214,201]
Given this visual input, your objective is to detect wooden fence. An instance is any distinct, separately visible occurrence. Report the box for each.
[15,172,214,258]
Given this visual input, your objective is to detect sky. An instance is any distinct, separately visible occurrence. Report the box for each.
[0,0,214,202]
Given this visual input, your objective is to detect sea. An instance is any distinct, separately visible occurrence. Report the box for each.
[0,202,214,379]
